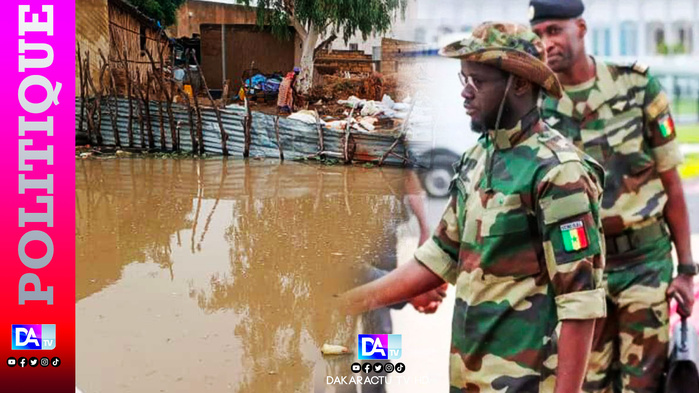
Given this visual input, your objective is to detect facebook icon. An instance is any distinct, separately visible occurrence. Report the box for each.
[357,334,402,360]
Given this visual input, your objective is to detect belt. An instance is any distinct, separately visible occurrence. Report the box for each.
[605,220,667,256]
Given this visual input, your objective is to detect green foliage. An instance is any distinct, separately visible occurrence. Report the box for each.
[236,0,407,42]
[672,42,686,54]
[657,41,669,55]
[127,0,186,27]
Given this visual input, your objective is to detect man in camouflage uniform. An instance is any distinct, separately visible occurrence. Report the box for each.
[341,22,607,392]
[529,1,697,392]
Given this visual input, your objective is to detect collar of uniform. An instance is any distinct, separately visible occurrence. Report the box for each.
[484,108,540,150]
[554,56,618,119]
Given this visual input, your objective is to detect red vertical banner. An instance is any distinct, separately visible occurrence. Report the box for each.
[0,1,75,392]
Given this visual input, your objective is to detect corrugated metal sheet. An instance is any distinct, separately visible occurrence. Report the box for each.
[75,97,428,166]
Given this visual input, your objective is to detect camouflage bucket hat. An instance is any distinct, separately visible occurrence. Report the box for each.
[439,22,563,99]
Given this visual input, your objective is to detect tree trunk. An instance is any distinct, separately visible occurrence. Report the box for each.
[297,22,320,95]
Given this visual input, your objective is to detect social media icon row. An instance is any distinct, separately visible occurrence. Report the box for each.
[7,357,60,368]
[351,362,405,374]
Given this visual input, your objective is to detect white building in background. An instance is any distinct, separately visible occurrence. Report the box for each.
[335,0,699,73]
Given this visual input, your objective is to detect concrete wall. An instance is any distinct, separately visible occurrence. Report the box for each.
[169,1,259,38]
[200,24,297,92]
[168,0,302,81]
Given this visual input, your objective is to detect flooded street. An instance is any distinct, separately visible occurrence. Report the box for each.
[76,158,447,393]
[75,57,482,393]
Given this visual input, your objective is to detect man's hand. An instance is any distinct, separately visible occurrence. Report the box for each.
[667,274,695,317]
[337,258,447,315]
[409,283,448,314]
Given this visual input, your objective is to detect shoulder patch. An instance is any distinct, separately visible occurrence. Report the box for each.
[632,62,649,75]
[614,60,649,75]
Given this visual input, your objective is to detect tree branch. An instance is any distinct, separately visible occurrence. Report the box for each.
[314,33,337,56]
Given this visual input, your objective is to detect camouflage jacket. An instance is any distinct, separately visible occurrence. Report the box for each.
[414,110,606,392]
[541,58,683,237]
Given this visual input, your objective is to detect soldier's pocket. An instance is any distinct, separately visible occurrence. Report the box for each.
[479,208,541,282]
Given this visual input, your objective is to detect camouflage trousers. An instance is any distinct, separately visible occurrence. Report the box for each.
[583,244,673,393]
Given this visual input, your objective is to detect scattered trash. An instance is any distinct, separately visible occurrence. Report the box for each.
[358,117,377,132]
[288,110,323,125]
[321,343,350,355]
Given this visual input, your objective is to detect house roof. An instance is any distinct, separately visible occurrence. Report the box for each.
[109,0,161,30]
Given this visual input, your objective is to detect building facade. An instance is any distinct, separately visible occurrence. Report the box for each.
[335,0,699,71]
[407,0,699,65]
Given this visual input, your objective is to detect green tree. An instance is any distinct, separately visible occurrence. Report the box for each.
[127,0,186,27]
[236,0,407,93]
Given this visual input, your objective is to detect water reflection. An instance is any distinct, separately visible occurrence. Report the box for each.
[76,158,418,393]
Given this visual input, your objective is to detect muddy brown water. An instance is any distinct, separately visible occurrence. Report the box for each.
[76,158,423,393]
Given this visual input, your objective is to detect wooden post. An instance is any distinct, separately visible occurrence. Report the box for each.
[77,44,86,139]
[174,83,197,154]
[122,50,134,147]
[342,103,357,163]
[134,69,146,149]
[85,51,106,146]
[145,46,177,151]
[143,71,155,149]
[378,136,403,167]
[167,43,178,151]
[242,97,252,158]
[106,61,121,147]
[274,116,284,160]
[154,77,167,151]
[189,49,228,156]
[185,50,204,155]
[316,112,324,160]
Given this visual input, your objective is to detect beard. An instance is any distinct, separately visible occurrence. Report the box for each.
[470,101,513,133]
[471,119,487,133]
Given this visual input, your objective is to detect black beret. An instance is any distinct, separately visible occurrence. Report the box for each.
[529,0,585,26]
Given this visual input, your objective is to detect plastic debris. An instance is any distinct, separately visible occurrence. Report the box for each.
[288,110,323,125]
[321,343,350,355]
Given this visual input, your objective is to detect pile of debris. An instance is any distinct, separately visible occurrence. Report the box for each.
[283,93,415,135]
[308,73,400,104]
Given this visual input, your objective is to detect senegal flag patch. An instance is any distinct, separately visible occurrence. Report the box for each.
[561,221,588,252]
[659,114,675,138]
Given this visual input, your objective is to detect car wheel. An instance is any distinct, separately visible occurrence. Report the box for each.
[422,166,453,198]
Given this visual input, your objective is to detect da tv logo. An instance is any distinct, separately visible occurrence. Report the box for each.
[11,324,56,350]
[358,334,401,360]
